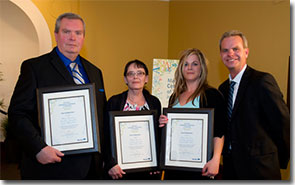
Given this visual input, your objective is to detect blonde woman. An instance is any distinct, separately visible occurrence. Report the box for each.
[159,48,226,180]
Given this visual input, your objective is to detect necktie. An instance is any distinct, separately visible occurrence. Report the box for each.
[227,81,236,121]
[69,62,85,84]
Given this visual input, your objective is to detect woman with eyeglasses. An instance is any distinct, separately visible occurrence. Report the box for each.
[159,48,226,180]
[104,59,162,180]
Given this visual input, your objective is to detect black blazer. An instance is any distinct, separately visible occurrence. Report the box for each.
[199,87,226,139]
[8,48,107,179]
[219,66,290,179]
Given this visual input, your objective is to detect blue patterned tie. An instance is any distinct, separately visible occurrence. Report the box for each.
[69,62,85,84]
[227,81,236,121]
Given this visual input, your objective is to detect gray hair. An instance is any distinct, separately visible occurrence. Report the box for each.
[54,12,85,35]
[219,30,248,50]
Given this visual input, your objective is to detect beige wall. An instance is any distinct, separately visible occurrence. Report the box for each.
[79,1,169,98]
[31,0,289,101]
[31,0,169,99]
[168,0,290,101]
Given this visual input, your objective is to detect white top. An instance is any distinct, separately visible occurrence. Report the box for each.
[229,64,247,108]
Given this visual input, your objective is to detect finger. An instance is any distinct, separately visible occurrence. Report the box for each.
[202,166,207,173]
[56,151,64,157]
[55,156,62,163]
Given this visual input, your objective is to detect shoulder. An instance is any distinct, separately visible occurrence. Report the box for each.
[143,89,160,103]
[143,89,161,109]
[204,86,224,99]
[22,49,54,66]
[245,66,277,87]
[218,79,229,92]
[107,91,128,111]
[108,91,128,103]
[80,56,102,73]
[201,86,225,108]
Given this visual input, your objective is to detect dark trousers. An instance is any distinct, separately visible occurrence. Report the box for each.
[222,153,238,180]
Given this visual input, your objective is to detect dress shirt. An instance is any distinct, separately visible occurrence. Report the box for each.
[229,64,247,108]
[56,47,89,83]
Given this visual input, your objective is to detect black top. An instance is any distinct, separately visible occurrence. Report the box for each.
[199,87,226,138]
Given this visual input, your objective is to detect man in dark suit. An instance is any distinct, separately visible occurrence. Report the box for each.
[8,13,107,179]
[218,30,290,179]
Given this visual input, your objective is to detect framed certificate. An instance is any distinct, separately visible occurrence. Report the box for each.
[160,108,214,172]
[109,110,158,173]
[37,83,100,155]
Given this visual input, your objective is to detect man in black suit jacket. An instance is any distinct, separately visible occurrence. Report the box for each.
[8,13,107,179]
[218,30,290,179]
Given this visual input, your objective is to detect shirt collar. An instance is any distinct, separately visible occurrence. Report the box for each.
[229,64,247,84]
[55,47,81,67]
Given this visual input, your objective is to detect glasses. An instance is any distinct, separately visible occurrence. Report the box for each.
[126,71,146,77]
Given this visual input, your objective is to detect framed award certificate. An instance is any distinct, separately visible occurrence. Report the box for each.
[37,83,100,155]
[160,108,214,172]
[108,110,158,173]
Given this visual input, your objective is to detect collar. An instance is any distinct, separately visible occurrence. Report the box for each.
[229,64,247,84]
[55,47,82,67]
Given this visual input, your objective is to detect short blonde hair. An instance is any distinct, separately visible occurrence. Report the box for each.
[219,30,248,50]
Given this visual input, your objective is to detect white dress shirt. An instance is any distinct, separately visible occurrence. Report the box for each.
[229,64,247,108]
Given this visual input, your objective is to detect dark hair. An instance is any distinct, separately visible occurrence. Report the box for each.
[123,59,149,76]
[55,12,85,35]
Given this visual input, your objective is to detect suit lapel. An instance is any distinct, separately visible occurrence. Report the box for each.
[231,66,252,119]
[80,57,94,83]
[49,49,75,84]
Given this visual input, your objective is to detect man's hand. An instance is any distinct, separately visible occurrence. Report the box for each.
[36,146,64,164]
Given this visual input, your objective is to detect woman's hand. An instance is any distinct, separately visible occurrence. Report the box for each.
[108,164,126,179]
[159,115,168,127]
[201,157,220,178]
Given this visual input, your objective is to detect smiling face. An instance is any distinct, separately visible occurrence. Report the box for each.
[124,63,148,91]
[220,36,249,78]
[55,18,85,61]
[182,54,201,83]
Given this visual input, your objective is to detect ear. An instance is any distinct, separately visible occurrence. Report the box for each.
[54,32,58,43]
[144,75,149,84]
[245,48,249,58]
[124,77,128,85]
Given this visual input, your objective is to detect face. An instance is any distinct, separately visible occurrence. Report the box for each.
[220,36,249,77]
[124,63,148,91]
[55,18,85,61]
[182,54,201,83]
